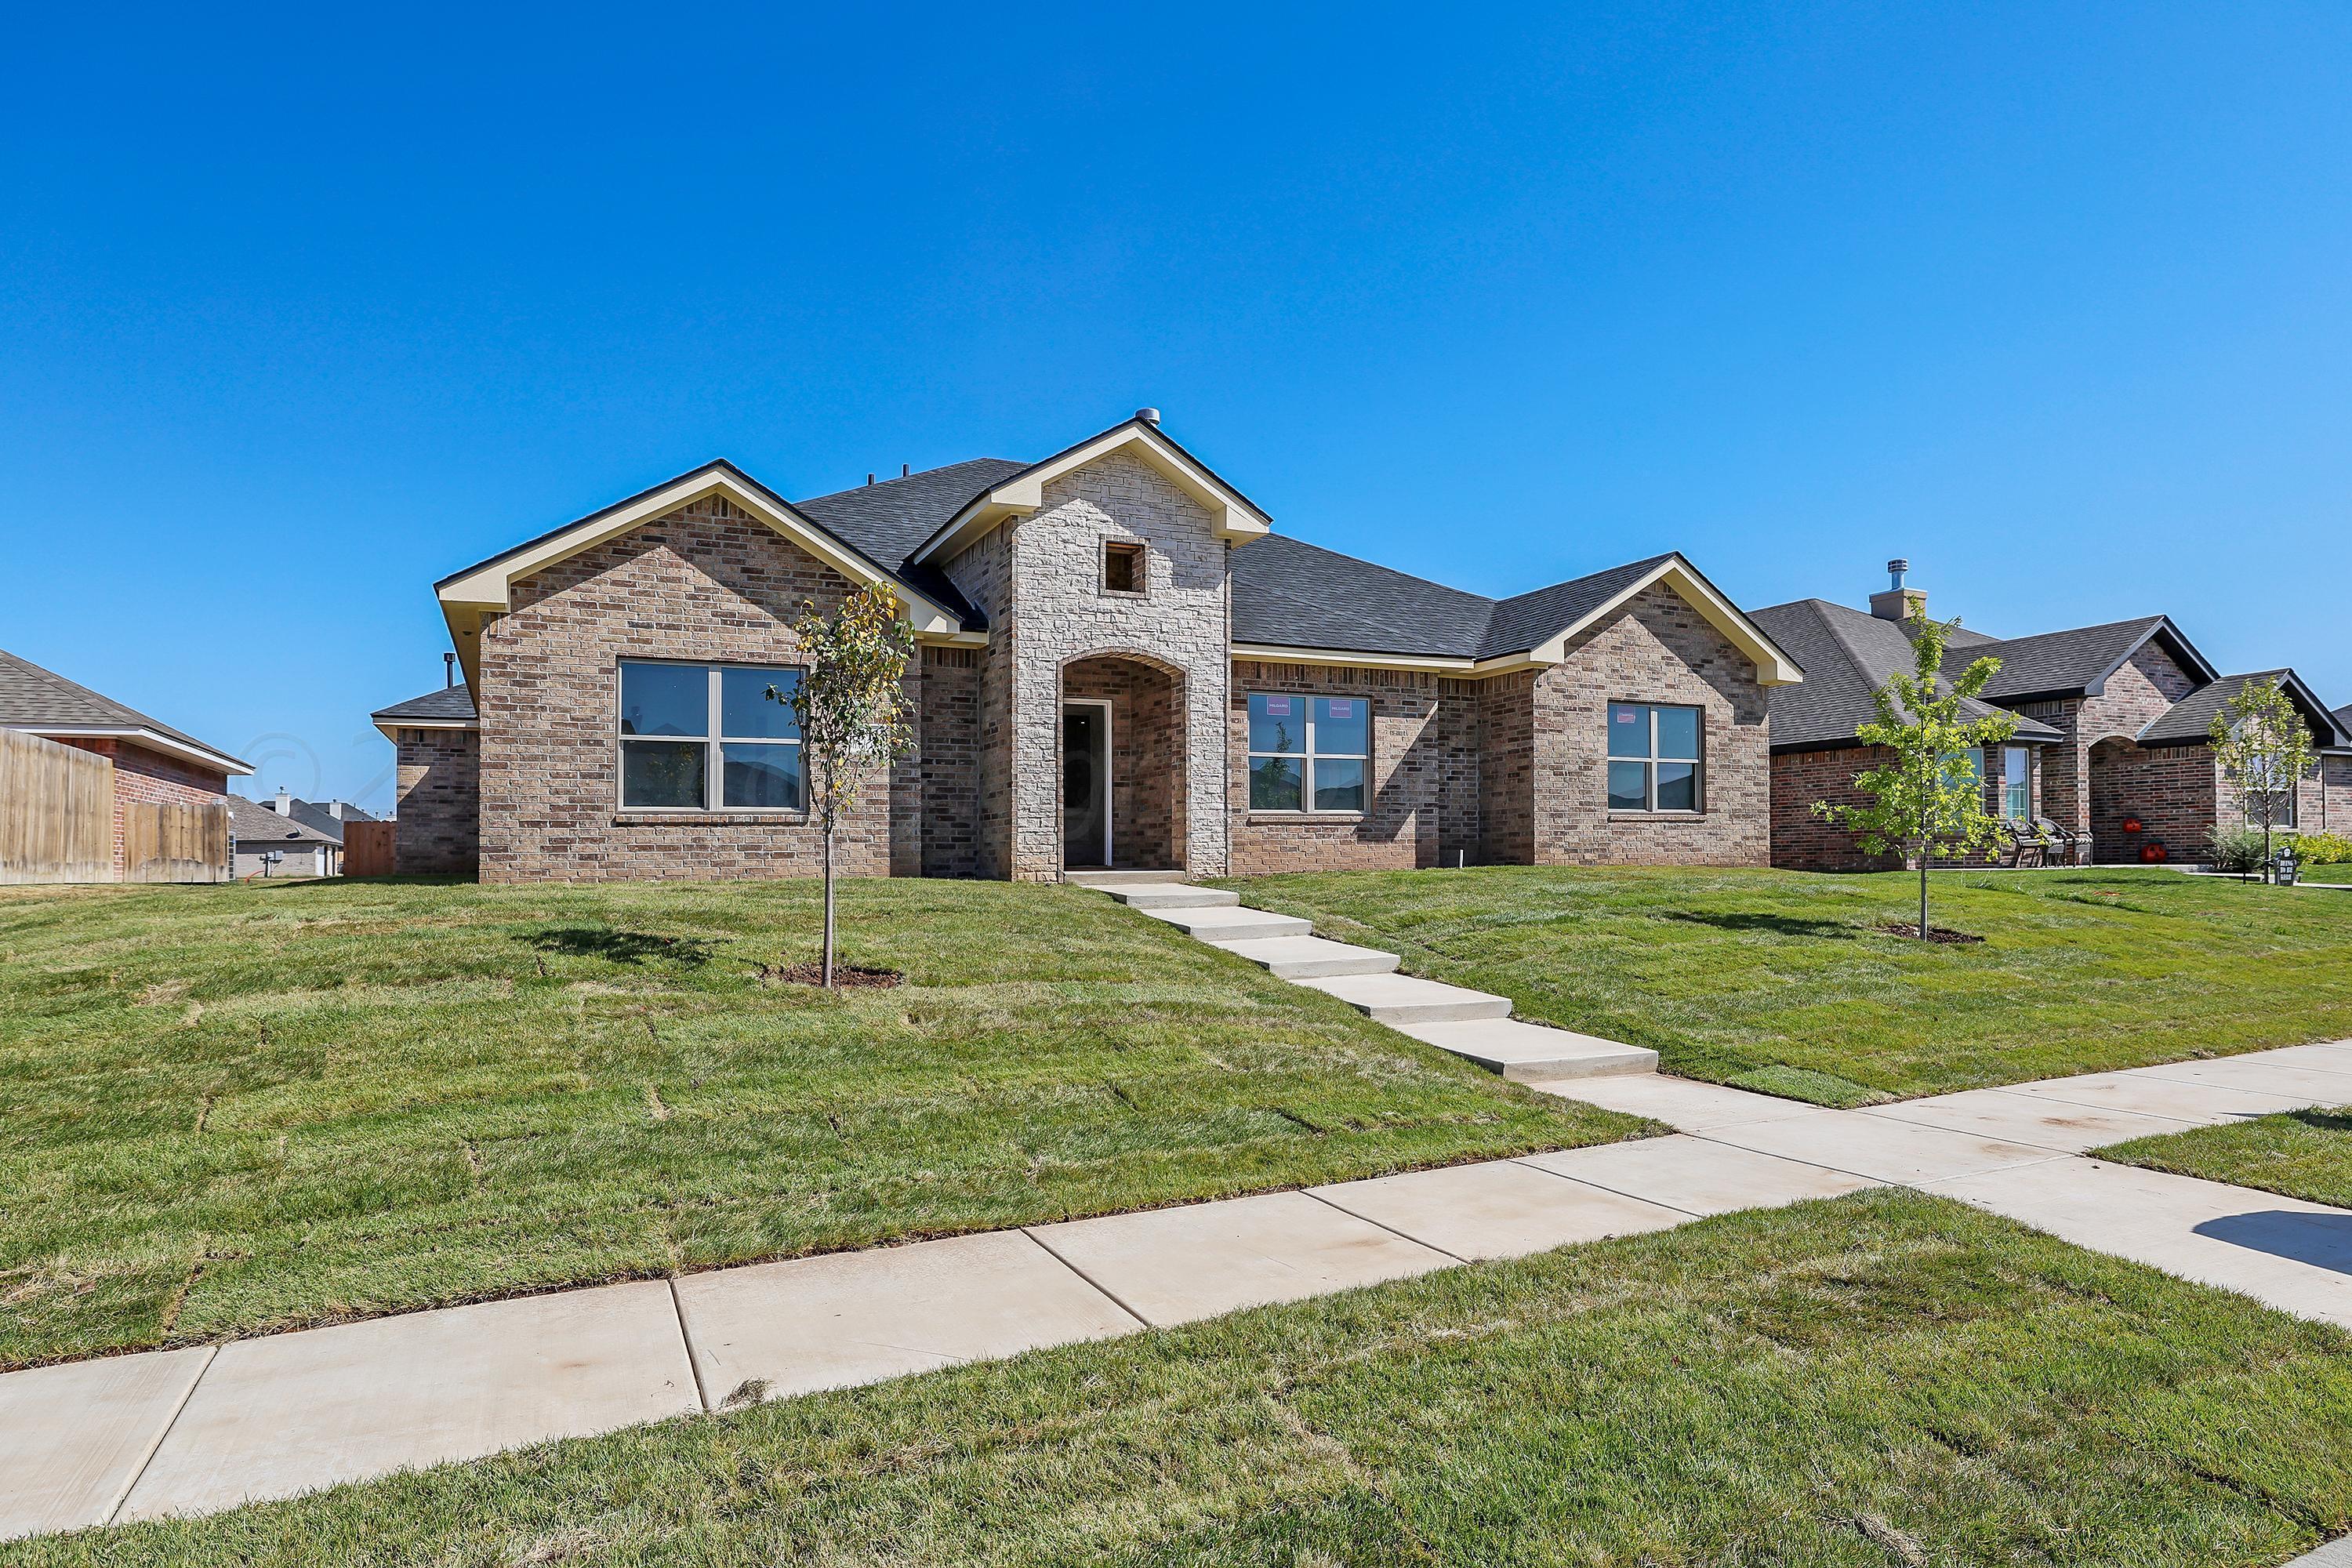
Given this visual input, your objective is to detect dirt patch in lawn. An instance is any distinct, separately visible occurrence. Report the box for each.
[1871,921,1984,944]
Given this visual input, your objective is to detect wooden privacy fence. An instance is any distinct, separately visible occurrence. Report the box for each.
[0,728,114,883]
[343,818,397,877]
[123,799,231,884]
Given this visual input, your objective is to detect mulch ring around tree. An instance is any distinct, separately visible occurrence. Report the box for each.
[1872,922,1986,944]
[757,963,905,989]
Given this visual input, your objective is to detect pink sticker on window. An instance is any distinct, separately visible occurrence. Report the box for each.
[1264,697,1292,716]
[1615,710,1638,723]
[1326,700,1352,717]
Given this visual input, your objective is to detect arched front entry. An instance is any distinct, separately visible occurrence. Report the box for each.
[2087,735,2140,862]
[1059,652,1185,871]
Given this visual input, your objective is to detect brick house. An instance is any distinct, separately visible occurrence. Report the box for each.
[374,412,1803,883]
[1751,568,2352,870]
[0,647,249,875]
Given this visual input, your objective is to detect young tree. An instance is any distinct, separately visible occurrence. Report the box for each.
[2209,677,2314,882]
[1813,609,2021,939]
[768,581,915,988]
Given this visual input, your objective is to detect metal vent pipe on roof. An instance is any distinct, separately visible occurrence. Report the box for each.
[1135,407,1160,426]
[1887,558,1910,590]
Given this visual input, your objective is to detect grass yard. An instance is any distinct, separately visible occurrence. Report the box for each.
[2100,1106,2352,1208]
[24,1190,2352,1566]
[0,877,1635,1370]
[1217,865,2352,1108]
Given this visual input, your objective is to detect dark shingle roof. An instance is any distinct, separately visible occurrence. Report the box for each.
[794,459,1028,627]
[1230,534,1497,658]
[0,648,247,770]
[1230,539,1712,662]
[1955,616,2216,701]
[2140,671,2352,747]
[227,795,339,846]
[372,687,478,723]
[437,446,1780,670]
[1748,600,2062,752]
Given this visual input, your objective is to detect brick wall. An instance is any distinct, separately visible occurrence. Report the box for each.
[475,494,920,883]
[1526,585,1772,866]
[2089,739,2214,863]
[1226,662,1479,874]
[52,738,228,873]
[1770,744,2048,872]
[1477,671,1537,865]
[393,727,481,873]
[918,647,980,877]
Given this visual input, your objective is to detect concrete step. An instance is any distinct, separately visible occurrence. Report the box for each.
[1064,869,1189,887]
[1396,1018,1658,1082]
[1142,906,1313,940]
[1098,883,1241,910]
[1207,935,1402,979]
[1295,971,1512,1025]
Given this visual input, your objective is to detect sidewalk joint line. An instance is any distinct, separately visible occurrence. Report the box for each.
[104,1342,216,1526]
[667,1279,712,1413]
[1505,1152,1711,1218]
[1298,1187,1469,1265]
[1018,1229,1153,1329]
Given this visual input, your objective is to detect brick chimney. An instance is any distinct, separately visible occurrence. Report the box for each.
[1870,558,1927,622]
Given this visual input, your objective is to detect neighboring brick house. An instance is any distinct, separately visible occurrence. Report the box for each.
[1752,568,2352,870]
[376,412,1802,882]
[0,647,249,875]
[1746,595,2064,873]
[227,793,343,877]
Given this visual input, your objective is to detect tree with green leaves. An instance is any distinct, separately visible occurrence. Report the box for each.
[2209,677,2314,882]
[768,581,915,988]
[1813,609,2021,939]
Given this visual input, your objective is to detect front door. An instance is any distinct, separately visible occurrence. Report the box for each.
[1062,703,1110,868]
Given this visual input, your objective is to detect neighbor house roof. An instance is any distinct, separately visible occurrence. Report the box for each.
[226,795,339,847]
[2138,670,2352,749]
[0,648,251,775]
[1747,600,2063,753]
[262,796,377,842]
[372,685,478,742]
[1954,616,2220,702]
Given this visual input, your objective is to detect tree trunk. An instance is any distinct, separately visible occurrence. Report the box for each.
[1918,838,1931,939]
[821,766,837,990]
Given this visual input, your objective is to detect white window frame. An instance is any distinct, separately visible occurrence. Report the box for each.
[1247,694,1371,815]
[2003,746,2031,821]
[1606,702,1704,813]
[615,659,806,814]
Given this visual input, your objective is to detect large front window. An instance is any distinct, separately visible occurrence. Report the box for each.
[1248,694,1369,812]
[1607,703,1702,811]
[619,661,804,811]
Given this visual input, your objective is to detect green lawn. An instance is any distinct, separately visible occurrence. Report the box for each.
[24,1191,2352,1566]
[2101,1106,2352,1207]
[0,877,1635,1370]
[1215,866,2352,1108]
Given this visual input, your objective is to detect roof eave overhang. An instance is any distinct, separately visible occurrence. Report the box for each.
[910,420,1272,567]
[434,464,966,689]
[1519,557,1806,686]
[371,715,480,743]
[9,724,252,776]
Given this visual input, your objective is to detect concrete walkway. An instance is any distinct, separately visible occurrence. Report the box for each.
[4,890,2349,1544]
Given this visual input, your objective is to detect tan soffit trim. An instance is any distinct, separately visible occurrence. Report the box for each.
[435,466,964,687]
[372,717,479,743]
[913,423,1272,566]
[1229,643,1479,673]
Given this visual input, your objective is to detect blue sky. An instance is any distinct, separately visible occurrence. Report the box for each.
[5,3,2347,810]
